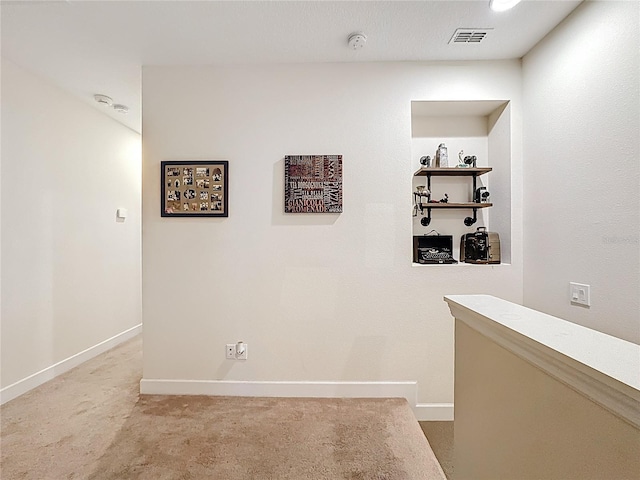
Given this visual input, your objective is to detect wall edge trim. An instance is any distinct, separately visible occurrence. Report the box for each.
[0,324,142,405]
[140,379,421,405]
[414,403,454,421]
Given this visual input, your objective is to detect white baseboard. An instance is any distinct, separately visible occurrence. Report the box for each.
[0,324,142,405]
[140,379,417,400]
[414,403,454,421]
[139,378,454,421]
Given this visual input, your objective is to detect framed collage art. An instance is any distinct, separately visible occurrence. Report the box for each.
[161,160,228,217]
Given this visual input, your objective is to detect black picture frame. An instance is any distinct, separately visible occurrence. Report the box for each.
[161,160,229,217]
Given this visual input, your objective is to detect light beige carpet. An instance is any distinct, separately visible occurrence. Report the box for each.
[1,336,446,479]
[419,422,453,480]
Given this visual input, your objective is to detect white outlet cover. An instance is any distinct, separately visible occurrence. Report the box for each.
[570,282,591,307]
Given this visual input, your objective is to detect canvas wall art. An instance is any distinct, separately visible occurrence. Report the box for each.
[161,160,228,217]
[284,155,343,213]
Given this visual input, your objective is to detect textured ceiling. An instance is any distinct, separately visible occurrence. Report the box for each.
[1,0,582,132]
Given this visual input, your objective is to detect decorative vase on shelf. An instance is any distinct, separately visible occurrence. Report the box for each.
[435,143,448,168]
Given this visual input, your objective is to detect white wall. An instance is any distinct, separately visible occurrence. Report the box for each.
[523,1,640,344]
[0,60,142,396]
[142,61,523,413]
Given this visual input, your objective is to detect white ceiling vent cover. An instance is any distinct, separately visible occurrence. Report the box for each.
[449,28,493,44]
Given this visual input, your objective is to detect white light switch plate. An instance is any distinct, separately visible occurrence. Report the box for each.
[570,282,591,307]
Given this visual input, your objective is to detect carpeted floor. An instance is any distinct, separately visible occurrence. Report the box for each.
[1,336,446,479]
[419,422,453,479]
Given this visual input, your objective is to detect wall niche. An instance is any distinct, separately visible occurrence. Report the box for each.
[411,100,512,265]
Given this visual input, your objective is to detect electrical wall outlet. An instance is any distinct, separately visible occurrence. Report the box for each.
[226,342,249,359]
[570,282,591,307]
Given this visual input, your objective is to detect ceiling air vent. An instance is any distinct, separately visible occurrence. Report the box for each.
[449,28,492,44]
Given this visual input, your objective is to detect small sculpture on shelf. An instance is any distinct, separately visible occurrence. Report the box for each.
[415,185,430,196]
[419,155,431,167]
[435,143,448,168]
[427,193,449,203]
[413,185,431,217]
[458,150,469,168]
[414,185,431,202]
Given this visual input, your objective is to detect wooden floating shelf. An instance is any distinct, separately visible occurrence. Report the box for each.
[413,167,492,177]
[419,202,493,209]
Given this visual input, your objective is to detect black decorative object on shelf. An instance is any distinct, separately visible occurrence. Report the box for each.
[475,187,490,203]
[464,155,477,168]
[413,234,458,264]
[460,227,501,264]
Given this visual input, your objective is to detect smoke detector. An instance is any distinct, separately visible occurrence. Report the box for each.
[348,32,367,50]
[94,94,113,106]
[449,28,493,44]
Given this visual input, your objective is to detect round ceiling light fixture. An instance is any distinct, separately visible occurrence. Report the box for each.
[348,32,367,50]
[94,94,113,106]
[113,104,129,114]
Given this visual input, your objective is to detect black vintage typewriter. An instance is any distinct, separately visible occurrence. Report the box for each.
[413,234,458,264]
